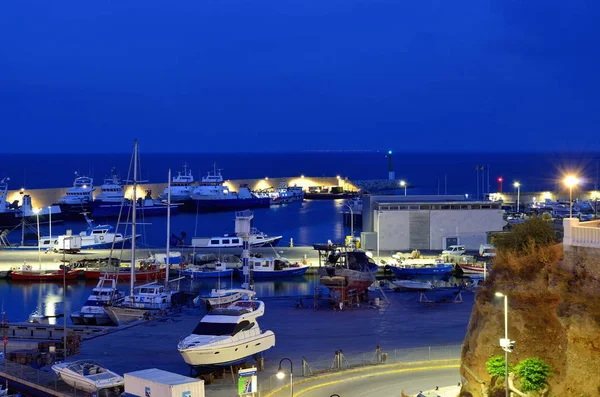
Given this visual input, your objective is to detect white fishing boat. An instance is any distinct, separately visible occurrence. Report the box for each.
[161,164,195,202]
[58,173,95,205]
[52,360,124,394]
[191,228,282,248]
[193,289,256,308]
[71,278,124,326]
[391,279,434,292]
[177,300,275,370]
[94,168,124,203]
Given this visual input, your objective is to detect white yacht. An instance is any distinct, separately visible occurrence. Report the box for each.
[177,300,275,369]
[94,169,124,203]
[190,228,282,248]
[71,278,124,326]
[161,164,195,202]
[104,282,171,325]
[52,360,124,394]
[58,173,95,205]
[194,289,256,308]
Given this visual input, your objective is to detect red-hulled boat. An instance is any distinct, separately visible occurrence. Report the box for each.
[458,262,488,275]
[11,268,81,282]
[83,266,165,282]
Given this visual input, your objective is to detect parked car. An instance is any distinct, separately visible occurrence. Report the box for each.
[442,245,466,256]
[478,244,496,258]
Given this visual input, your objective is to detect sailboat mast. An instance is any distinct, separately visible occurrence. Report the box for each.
[130,140,138,297]
[165,169,171,286]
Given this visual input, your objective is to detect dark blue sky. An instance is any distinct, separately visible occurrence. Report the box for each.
[1,1,599,153]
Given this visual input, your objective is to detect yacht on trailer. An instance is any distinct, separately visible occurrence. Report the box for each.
[177,300,275,372]
[161,164,195,203]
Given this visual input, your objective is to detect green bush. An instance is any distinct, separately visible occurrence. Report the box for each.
[515,357,552,392]
[485,355,511,378]
[495,217,557,254]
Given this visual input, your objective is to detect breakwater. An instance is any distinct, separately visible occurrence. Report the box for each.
[7,176,357,208]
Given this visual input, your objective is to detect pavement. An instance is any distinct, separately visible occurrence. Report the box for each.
[262,360,461,397]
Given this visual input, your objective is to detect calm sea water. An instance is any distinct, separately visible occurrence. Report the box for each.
[1,152,599,194]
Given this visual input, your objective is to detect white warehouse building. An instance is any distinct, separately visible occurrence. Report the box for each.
[361,195,505,252]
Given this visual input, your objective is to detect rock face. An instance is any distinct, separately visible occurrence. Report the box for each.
[460,244,600,396]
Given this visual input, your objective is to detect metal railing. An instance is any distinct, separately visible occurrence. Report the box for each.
[256,344,462,396]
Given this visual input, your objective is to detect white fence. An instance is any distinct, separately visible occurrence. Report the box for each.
[564,218,600,249]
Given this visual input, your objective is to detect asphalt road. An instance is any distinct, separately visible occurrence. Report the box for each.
[294,365,460,397]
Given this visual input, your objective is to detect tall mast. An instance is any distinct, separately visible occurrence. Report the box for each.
[165,168,171,286]
[130,139,138,297]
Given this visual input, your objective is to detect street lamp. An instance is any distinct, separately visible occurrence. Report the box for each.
[276,358,293,397]
[33,208,41,269]
[513,182,520,213]
[400,180,407,196]
[495,292,510,397]
[376,210,383,264]
[564,175,579,218]
[344,203,354,238]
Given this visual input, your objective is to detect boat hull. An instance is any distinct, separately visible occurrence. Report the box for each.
[458,263,487,274]
[390,265,453,276]
[91,202,179,218]
[83,268,165,281]
[104,306,153,325]
[251,266,309,279]
[179,331,275,368]
[11,270,81,282]
[70,312,114,326]
[183,269,234,279]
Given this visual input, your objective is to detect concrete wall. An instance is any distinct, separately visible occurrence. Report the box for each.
[7,176,350,207]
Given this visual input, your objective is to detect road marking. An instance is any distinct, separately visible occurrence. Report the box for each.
[294,364,460,396]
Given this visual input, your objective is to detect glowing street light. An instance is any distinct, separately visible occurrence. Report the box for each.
[400,180,407,196]
[276,358,293,397]
[564,175,579,218]
[495,292,511,397]
[513,182,520,213]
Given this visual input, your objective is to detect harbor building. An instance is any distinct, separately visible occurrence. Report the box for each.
[361,195,504,251]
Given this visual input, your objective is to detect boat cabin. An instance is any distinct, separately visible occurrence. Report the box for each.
[248,257,292,271]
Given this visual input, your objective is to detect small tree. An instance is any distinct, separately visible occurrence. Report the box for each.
[495,217,557,254]
[515,357,552,392]
[485,355,511,378]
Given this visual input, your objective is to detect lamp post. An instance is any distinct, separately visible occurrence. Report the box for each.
[495,292,509,397]
[400,180,407,196]
[513,182,520,213]
[33,208,41,269]
[344,203,354,238]
[276,358,293,397]
[376,210,382,264]
[564,175,579,218]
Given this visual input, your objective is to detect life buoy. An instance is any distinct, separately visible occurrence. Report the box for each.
[99,236,105,241]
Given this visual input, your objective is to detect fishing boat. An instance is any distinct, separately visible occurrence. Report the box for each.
[160,164,195,203]
[194,289,256,308]
[391,279,434,292]
[0,179,62,228]
[389,258,453,276]
[177,300,275,372]
[190,228,282,248]
[182,262,234,279]
[11,263,80,282]
[247,257,309,279]
[83,265,166,282]
[71,278,124,326]
[52,360,124,394]
[188,166,270,212]
[93,168,125,203]
[91,190,178,218]
[313,244,378,295]
[57,173,95,218]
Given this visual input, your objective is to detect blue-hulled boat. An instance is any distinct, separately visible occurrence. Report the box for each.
[246,257,309,279]
[389,258,453,276]
[182,263,234,279]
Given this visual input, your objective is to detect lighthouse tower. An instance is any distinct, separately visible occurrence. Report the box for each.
[235,210,254,290]
[387,150,395,180]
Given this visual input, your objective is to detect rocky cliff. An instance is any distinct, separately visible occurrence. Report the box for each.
[460,244,600,396]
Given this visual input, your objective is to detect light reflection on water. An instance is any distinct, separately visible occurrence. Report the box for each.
[0,276,324,325]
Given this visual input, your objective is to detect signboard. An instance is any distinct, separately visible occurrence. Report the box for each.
[238,367,257,395]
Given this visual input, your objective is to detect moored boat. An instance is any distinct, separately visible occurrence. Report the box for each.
[160,164,195,203]
[391,279,434,292]
[177,300,275,372]
[457,262,488,275]
[91,190,178,218]
[71,278,124,326]
[11,263,80,282]
[52,360,124,394]
[182,262,234,279]
[247,257,309,279]
[193,289,256,308]
[190,228,282,249]
[389,258,453,276]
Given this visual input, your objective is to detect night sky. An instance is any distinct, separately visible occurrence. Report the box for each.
[1,1,599,153]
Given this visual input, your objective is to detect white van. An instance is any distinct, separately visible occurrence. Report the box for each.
[442,245,466,256]
[479,244,496,258]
